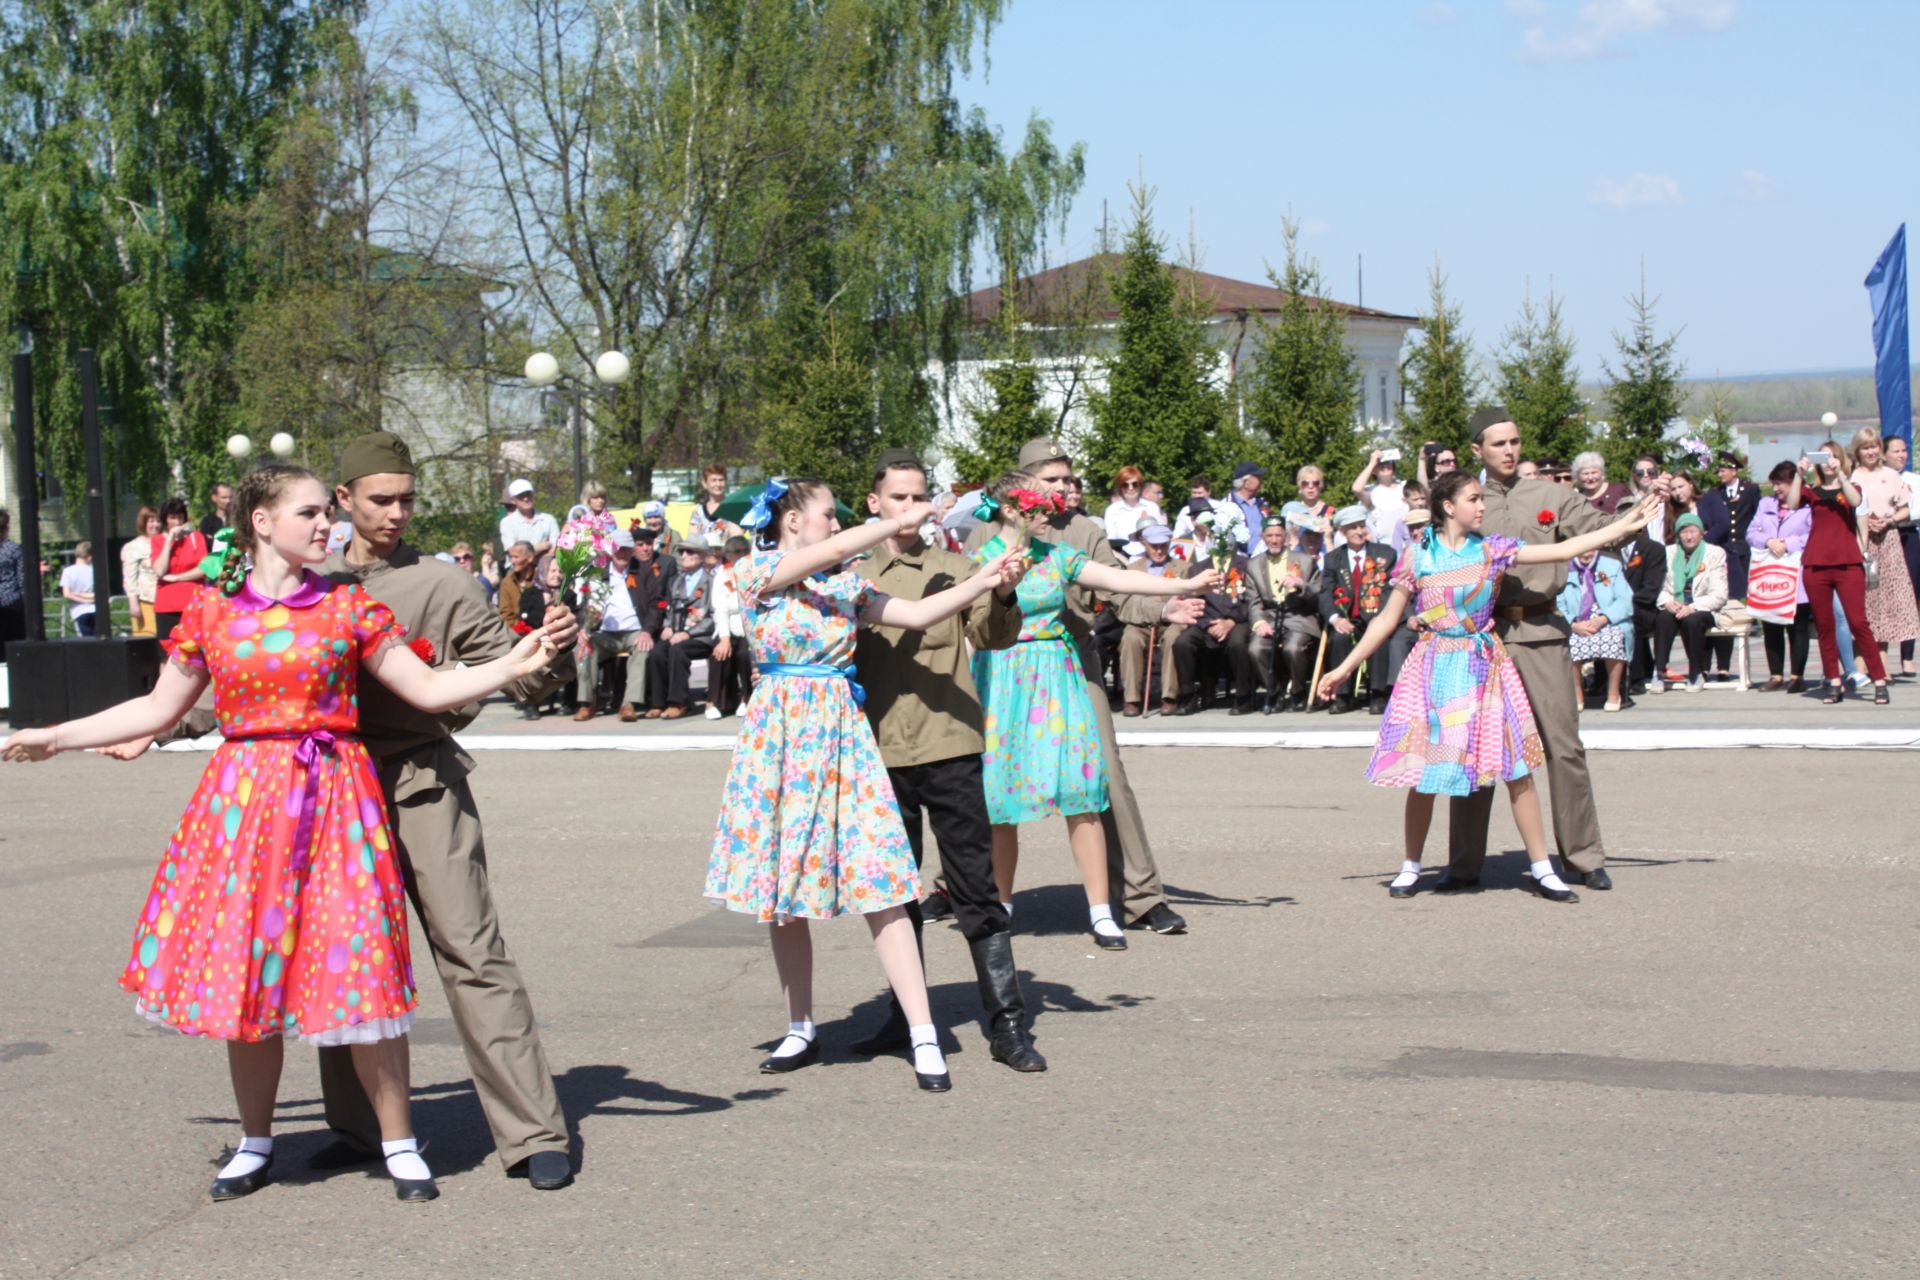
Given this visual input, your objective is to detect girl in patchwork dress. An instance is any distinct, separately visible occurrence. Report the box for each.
[2,464,558,1203]
[1319,471,1656,904]
[706,477,1023,1090]
[970,472,1218,949]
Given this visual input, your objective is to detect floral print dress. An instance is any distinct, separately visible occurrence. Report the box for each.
[121,576,417,1044]
[969,536,1109,824]
[704,550,919,922]
[1364,533,1546,796]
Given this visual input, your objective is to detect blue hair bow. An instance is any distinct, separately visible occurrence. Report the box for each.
[741,477,789,531]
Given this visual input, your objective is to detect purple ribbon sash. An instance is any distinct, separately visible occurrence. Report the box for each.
[233,729,345,875]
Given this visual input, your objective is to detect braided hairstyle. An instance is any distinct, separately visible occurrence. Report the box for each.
[218,462,324,593]
[754,476,832,549]
[1426,469,1480,544]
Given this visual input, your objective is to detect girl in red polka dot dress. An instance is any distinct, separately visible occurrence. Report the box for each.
[3,463,557,1203]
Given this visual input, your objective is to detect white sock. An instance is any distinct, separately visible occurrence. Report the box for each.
[771,1019,815,1058]
[1530,859,1570,892]
[1390,860,1421,889]
[1000,900,1013,921]
[382,1137,431,1182]
[909,1024,946,1076]
[218,1135,272,1179]
[1090,902,1123,938]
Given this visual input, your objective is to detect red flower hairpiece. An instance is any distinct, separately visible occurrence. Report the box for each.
[1536,509,1556,526]
[407,636,437,666]
[1007,487,1066,514]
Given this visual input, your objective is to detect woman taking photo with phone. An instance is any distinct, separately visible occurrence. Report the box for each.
[1791,440,1890,704]
[1848,427,1920,669]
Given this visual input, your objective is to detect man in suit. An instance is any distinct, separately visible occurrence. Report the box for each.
[1319,506,1399,714]
[1442,408,1666,896]
[574,526,669,721]
[1245,514,1322,713]
[968,437,1205,936]
[1701,451,1761,597]
[1170,524,1256,714]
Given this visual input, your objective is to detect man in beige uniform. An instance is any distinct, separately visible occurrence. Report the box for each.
[1440,409,1663,894]
[318,433,581,1188]
[969,438,1204,934]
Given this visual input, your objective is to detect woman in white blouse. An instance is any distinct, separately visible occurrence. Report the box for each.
[1101,465,1161,552]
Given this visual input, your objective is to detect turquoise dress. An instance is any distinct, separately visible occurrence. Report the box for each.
[970,536,1109,824]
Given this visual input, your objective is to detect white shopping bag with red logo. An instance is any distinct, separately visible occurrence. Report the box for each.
[1745,548,1801,625]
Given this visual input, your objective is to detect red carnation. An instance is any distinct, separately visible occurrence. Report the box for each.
[511,620,534,636]
[1536,509,1555,526]
[408,636,437,666]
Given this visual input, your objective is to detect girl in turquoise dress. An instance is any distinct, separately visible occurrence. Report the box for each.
[971,472,1218,948]
[707,477,1023,1090]
[1319,471,1655,903]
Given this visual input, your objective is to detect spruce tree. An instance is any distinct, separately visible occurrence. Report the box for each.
[1084,184,1230,490]
[758,318,882,501]
[1241,216,1362,503]
[1495,284,1588,465]
[1601,267,1688,472]
[1696,377,1742,468]
[1399,260,1480,463]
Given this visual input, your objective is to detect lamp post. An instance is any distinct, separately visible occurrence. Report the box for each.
[524,349,631,500]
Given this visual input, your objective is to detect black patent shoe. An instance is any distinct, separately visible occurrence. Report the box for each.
[1387,877,1420,899]
[915,1066,952,1093]
[758,1037,819,1074]
[1572,867,1613,891]
[210,1153,274,1201]
[392,1171,439,1203]
[1091,927,1128,951]
[518,1150,573,1191]
[1527,876,1580,904]
[1430,873,1481,893]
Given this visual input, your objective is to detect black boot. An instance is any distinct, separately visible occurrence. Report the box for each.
[969,932,1046,1072]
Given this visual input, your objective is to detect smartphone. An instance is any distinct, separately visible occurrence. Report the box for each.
[1810,451,1834,468]
[1380,448,1402,463]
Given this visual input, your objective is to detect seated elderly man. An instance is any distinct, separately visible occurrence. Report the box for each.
[1246,514,1323,713]
[576,526,669,722]
[646,533,716,717]
[1118,522,1186,716]
[1171,522,1257,715]
[1319,504,1400,714]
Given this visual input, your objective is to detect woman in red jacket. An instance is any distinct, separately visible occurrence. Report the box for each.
[150,497,209,641]
[1789,441,1889,705]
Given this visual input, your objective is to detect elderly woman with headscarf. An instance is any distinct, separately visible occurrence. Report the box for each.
[1651,512,1728,693]
[1557,548,1634,711]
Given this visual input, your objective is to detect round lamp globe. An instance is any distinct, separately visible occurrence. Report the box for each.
[524,352,561,386]
[226,434,252,459]
[269,432,296,458]
[594,350,632,385]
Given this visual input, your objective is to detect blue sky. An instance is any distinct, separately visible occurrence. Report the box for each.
[957,0,1917,379]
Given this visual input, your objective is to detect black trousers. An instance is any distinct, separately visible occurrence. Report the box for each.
[154,610,183,643]
[73,612,96,637]
[1762,604,1813,680]
[1172,621,1255,703]
[711,641,753,714]
[1323,618,1388,697]
[889,754,1006,942]
[1653,609,1712,677]
[1902,526,1920,663]
[647,635,715,708]
[1629,602,1660,682]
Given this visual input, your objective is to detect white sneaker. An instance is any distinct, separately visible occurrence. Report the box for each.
[1686,676,1704,692]
[1647,679,1664,694]
[704,705,723,720]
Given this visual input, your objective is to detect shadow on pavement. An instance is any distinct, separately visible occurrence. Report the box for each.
[1163,883,1296,909]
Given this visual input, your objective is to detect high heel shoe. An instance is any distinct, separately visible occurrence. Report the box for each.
[1822,682,1845,704]
[209,1152,274,1201]
[758,1037,819,1074]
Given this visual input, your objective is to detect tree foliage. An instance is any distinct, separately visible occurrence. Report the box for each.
[1601,268,1688,472]
[1494,283,1587,464]
[1083,184,1230,492]
[1398,259,1480,461]
[0,0,347,509]
[1240,215,1361,503]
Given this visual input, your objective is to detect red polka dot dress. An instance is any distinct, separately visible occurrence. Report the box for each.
[119,575,418,1044]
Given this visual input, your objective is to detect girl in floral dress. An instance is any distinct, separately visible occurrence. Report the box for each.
[1319,471,1656,904]
[970,472,1218,948]
[706,477,1023,1090]
[3,464,556,1203]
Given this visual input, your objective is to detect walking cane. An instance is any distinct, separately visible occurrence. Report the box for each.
[1307,628,1330,710]
[1143,624,1160,717]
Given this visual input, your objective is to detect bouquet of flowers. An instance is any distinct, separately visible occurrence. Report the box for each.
[553,509,619,621]
[1193,505,1248,572]
[1674,434,1713,471]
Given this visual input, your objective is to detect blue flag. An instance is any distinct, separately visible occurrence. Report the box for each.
[1865,224,1911,464]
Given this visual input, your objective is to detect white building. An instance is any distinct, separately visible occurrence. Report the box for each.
[929,252,1419,480]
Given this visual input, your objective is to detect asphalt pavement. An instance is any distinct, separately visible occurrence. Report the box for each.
[2,745,1915,1279]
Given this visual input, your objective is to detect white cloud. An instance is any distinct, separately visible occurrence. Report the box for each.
[1737,168,1774,203]
[1588,173,1686,209]
[1518,0,1737,63]
[1418,1,1459,25]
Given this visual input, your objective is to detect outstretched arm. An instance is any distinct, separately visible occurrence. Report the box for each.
[867,552,1023,631]
[1316,587,1412,701]
[1078,559,1221,597]
[1515,494,1658,565]
[3,660,210,759]
[362,628,557,714]
[761,504,935,592]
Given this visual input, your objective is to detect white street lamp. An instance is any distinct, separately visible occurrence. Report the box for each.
[524,351,561,387]
[225,433,252,459]
[1821,411,1839,428]
[594,350,632,385]
[269,432,296,458]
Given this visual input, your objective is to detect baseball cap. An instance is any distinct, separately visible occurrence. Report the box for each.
[611,527,635,549]
[1232,462,1268,482]
[506,478,534,497]
[641,500,667,518]
[1138,523,1173,545]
